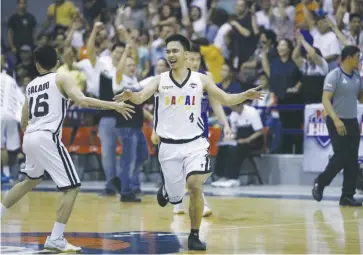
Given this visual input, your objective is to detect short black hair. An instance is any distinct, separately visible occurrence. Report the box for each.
[33,45,58,70]
[165,34,191,51]
[341,45,360,61]
[189,43,200,53]
[349,13,361,22]
[112,41,126,51]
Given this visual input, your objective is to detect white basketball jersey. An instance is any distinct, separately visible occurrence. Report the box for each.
[25,73,68,139]
[155,70,204,140]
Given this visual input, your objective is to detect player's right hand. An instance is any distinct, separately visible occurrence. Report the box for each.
[334,118,347,136]
[113,102,135,120]
[113,89,132,102]
[151,129,160,145]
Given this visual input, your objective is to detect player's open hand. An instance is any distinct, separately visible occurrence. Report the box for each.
[244,85,265,100]
[113,102,135,120]
[113,89,133,102]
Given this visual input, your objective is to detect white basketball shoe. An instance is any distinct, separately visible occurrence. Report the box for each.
[44,235,81,253]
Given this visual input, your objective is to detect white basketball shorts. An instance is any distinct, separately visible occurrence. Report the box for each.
[1,118,21,151]
[21,131,81,190]
[158,136,211,204]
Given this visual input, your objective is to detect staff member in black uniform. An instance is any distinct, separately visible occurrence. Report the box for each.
[312,46,363,206]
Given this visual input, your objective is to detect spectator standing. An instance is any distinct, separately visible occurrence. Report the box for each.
[255,0,272,30]
[115,45,149,202]
[40,0,77,34]
[7,0,37,56]
[292,31,329,103]
[264,39,303,154]
[229,0,259,70]
[304,9,341,70]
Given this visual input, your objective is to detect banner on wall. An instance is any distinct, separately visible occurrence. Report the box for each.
[303,104,363,172]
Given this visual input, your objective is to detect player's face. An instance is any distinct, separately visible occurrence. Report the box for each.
[166,41,186,70]
[186,52,201,72]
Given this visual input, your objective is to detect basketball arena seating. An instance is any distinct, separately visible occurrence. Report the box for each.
[58,123,266,184]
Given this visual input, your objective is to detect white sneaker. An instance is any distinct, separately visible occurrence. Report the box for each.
[211,178,227,187]
[219,179,240,188]
[44,235,81,253]
[173,203,185,214]
[203,205,213,217]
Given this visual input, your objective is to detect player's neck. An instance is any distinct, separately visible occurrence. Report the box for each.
[171,67,189,80]
[340,62,353,75]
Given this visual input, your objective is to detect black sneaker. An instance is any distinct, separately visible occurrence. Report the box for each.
[339,197,362,207]
[121,193,142,202]
[157,185,168,207]
[312,181,324,202]
[188,235,207,251]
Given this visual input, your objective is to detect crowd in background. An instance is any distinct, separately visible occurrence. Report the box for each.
[2,0,363,172]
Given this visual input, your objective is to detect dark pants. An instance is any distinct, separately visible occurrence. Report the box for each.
[316,117,360,197]
[117,128,149,195]
[213,145,232,177]
[226,143,254,179]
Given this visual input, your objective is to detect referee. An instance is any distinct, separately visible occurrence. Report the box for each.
[312,45,363,206]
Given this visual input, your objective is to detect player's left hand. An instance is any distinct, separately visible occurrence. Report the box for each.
[244,85,265,100]
[113,89,133,102]
[113,102,135,119]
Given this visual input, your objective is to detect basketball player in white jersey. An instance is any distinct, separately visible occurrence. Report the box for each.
[114,34,263,251]
[169,44,233,216]
[0,45,135,253]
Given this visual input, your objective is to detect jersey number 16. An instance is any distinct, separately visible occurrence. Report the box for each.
[28,93,49,120]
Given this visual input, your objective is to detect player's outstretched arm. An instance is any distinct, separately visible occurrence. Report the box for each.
[113,75,160,104]
[20,97,29,132]
[56,73,135,119]
[201,74,264,106]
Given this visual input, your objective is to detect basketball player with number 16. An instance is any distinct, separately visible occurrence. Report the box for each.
[114,34,264,251]
[0,45,135,253]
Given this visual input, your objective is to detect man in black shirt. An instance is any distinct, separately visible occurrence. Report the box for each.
[7,0,37,55]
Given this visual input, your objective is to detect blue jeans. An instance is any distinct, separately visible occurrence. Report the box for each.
[98,117,119,192]
[117,128,149,194]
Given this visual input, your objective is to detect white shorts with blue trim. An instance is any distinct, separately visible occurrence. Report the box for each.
[21,130,81,190]
[158,137,211,204]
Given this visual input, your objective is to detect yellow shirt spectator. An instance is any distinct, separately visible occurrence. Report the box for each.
[47,1,76,27]
[295,1,318,25]
[200,45,224,83]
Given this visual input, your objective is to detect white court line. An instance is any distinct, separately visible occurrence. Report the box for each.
[209,218,363,231]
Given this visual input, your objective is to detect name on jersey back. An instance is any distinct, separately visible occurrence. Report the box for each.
[28,81,49,96]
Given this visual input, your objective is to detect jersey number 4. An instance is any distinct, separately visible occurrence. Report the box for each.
[189,113,194,123]
[28,93,49,120]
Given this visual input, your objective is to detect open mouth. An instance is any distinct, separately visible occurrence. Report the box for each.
[169,60,177,65]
